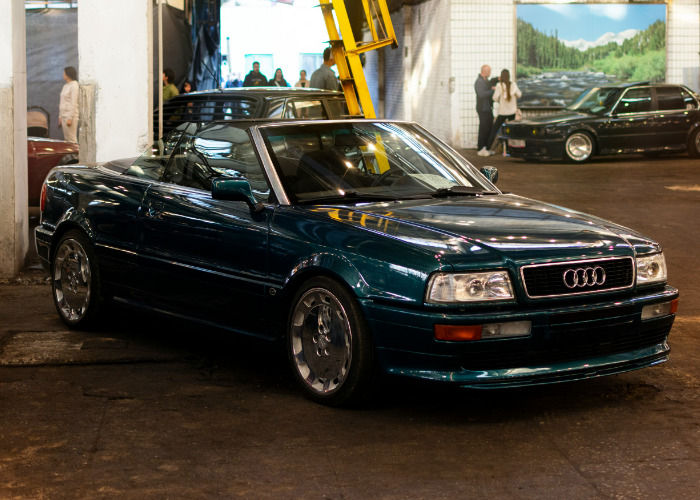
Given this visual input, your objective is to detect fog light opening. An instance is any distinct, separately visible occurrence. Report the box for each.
[482,320,532,339]
[641,299,678,320]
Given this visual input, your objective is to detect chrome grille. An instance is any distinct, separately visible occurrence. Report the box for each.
[521,257,634,298]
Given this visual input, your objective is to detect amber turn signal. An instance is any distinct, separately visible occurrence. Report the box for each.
[434,325,482,342]
[670,298,679,314]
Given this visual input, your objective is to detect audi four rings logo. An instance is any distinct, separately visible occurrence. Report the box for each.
[562,266,607,289]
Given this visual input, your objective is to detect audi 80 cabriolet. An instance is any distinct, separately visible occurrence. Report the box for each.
[36,119,679,406]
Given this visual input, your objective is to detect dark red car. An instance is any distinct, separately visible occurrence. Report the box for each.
[28,137,78,206]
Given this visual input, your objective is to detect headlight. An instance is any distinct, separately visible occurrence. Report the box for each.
[636,253,667,285]
[426,271,514,303]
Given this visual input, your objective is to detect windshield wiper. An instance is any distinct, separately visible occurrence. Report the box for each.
[418,186,499,198]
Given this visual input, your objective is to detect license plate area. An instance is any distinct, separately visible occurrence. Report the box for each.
[509,139,526,148]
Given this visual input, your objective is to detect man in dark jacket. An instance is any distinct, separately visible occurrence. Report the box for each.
[474,65,498,156]
[243,62,268,87]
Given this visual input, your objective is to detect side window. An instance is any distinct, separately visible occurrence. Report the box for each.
[267,98,286,118]
[656,87,685,111]
[162,124,271,202]
[617,88,652,114]
[126,123,190,180]
[326,98,354,118]
[681,89,698,110]
[283,100,327,120]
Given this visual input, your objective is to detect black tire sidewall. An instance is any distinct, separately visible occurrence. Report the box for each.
[565,131,594,163]
[688,129,700,158]
[51,229,104,330]
[286,276,375,407]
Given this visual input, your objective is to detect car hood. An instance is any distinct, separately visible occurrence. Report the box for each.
[306,194,660,270]
[517,111,592,126]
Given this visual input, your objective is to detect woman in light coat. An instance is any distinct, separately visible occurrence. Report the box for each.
[59,66,79,143]
[487,69,521,150]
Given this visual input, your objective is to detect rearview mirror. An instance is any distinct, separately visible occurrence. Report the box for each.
[211,178,264,212]
[479,166,498,185]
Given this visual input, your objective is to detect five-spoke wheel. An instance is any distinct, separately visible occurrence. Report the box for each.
[564,131,594,162]
[287,276,376,406]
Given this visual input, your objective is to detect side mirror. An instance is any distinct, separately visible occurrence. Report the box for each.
[479,166,498,185]
[211,178,265,212]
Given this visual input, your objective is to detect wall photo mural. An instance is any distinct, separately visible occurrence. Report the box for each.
[516,3,666,107]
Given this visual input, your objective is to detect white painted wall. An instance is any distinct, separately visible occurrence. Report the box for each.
[0,0,29,277]
[78,0,151,161]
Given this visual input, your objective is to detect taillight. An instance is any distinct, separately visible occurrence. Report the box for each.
[40,183,47,212]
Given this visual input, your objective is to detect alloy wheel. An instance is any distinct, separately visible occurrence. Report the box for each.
[290,288,352,396]
[53,238,92,322]
[566,133,593,161]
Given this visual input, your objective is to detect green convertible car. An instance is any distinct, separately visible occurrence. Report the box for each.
[36,119,679,406]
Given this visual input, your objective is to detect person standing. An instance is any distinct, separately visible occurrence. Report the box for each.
[243,62,268,87]
[295,70,310,88]
[310,48,339,91]
[474,64,497,156]
[487,69,522,151]
[270,69,289,87]
[58,66,79,143]
[163,68,179,101]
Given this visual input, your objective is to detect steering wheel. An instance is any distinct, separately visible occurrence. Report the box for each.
[371,167,405,187]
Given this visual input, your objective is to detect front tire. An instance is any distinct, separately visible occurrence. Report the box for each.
[51,229,106,329]
[564,131,594,163]
[688,129,700,158]
[287,276,376,407]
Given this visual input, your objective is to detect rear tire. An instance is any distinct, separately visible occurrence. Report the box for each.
[51,229,106,330]
[287,276,377,407]
[564,131,594,163]
[688,129,700,159]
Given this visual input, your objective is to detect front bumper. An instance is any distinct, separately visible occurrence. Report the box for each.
[362,286,678,388]
[501,137,565,161]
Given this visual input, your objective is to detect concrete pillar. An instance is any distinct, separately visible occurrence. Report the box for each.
[78,0,152,163]
[0,0,29,278]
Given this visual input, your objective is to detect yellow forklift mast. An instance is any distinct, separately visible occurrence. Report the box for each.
[318,0,398,119]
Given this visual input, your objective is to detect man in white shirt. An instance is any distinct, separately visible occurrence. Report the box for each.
[59,66,79,143]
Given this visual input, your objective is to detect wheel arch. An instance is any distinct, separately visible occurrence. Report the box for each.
[49,211,95,264]
[686,121,700,144]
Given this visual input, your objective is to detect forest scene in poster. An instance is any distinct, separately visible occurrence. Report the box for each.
[516,4,666,107]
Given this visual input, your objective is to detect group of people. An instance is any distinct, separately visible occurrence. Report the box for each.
[238,47,340,92]
[474,64,522,156]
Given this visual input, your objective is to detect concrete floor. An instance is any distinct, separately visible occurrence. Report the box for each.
[1,152,699,499]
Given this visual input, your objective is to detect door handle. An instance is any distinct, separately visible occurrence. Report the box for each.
[147,201,164,218]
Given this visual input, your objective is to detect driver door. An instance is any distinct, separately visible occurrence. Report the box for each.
[137,123,275,337]
[602,87,656,152]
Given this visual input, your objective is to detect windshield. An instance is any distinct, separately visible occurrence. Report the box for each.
[259,122,496,204]
[566,87,623,115]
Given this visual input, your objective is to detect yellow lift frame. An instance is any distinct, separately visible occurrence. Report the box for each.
[318,0,398,119]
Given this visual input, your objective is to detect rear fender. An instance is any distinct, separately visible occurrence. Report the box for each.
[53,208,95,247]
[686,121,700,143]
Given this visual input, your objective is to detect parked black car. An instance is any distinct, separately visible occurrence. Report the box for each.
[154,87,350,140]
[500,82,700,162]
